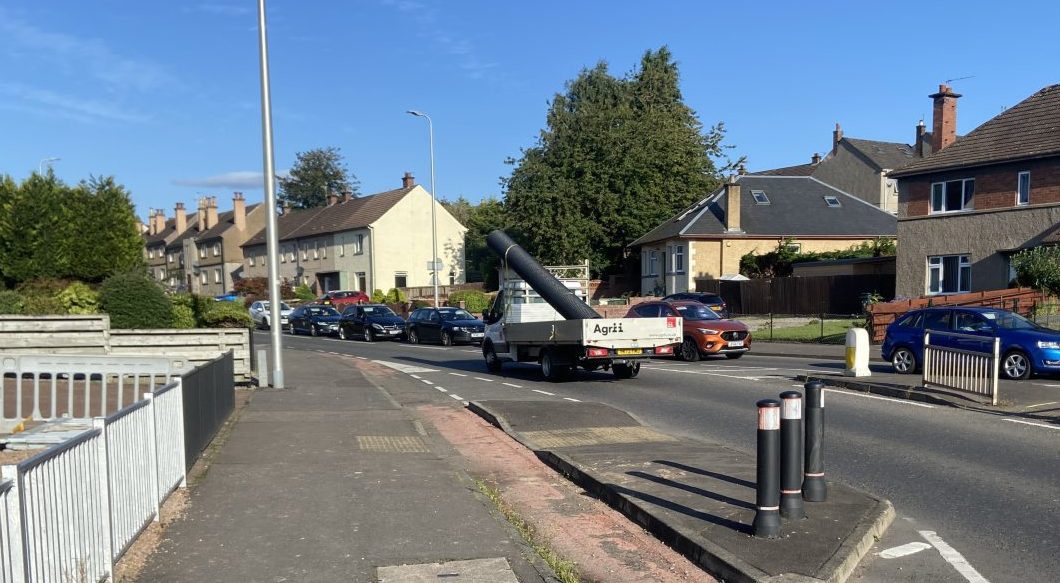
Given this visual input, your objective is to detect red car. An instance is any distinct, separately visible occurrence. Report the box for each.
[315,290,369,310]
[626,300,751,361]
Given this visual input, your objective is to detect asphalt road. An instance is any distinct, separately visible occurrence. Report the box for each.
[254,331,1060,583]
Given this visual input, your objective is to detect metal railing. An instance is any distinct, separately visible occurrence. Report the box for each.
[1,354,178,426]
[180,352,235,472]
[1,477,20,583]
[922,331,1000,405]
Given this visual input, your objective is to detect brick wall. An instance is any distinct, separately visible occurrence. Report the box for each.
[900,156,1060,218]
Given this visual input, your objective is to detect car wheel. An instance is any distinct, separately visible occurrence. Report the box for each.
[441,331,453,346]
[541,349,567,382]
[310,324,319,337]
[891,347,916,374]
[484,342,502,374]
[1002,350,1031,380]
[613,362,640,379]
[725,353,744,360]
[338,326,348,340]
[408,329,419,344]
[364,327,375,343]
[263,317,270,330]
[680,337,701,362]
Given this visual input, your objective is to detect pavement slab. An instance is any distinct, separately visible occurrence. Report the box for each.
[470,399,894,583]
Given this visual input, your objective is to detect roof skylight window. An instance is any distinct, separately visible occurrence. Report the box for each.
[824,196,841,207]
[751,190,770,205]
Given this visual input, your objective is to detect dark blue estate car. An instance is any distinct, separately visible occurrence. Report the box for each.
[406,307,485,346]
[882,307,1060,380]
[286,305,342,336]
[338,304,406,342]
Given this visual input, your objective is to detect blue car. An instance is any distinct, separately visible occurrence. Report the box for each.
[882,307,1060,380]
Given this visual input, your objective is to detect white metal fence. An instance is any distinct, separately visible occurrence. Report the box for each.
[922,330,1001,405]
[1,376,190,582]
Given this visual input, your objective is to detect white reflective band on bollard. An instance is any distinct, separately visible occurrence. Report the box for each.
[844,327,871,377]
[782,397,802,419]
[759,406,780,430]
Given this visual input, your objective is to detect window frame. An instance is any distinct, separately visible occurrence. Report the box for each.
[751,190,770,205]
[353,234,364,255]
[212,242,221,257]
[823,196,841,208]
[648,250,658,276]
[930,178,975,214]
[927,254,971,295]
[214,268,222,284]
[1017,171,1030,206]
[395,271,408,289]
[668,244,685,274]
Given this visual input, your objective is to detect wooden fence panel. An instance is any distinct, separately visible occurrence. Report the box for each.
[697,275,896,315]
[0,315,110,354]
[108,329,250,380]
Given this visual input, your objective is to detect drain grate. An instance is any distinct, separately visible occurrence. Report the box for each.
[521,426,677,448]
[356,435,429,453]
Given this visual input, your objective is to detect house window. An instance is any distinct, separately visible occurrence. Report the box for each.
[338,238,345,257]
[248,255,255,267]
[157,268,165,280]
[312,242,319,260]
[927,255,971,294]
[669,245,685,273]
[200,272,207,284]
[353,234,364,255]
[357,272,367,292]
[649,250,658,276]
[751,190,770,205]
[1017,171,1030,205]
[167,252,174,263]
[823,196,841,207]
[301,245,308,261]
[395,272,408,288]
[212,242,221,256]
[322,243,327,259]
[279,248,286,263]
[214,268,222,284]
[198,246,206,259]
[784,242,802,253]
[148,248,154,259]
[930,179,974,213]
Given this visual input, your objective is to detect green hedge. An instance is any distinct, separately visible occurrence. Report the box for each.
[448,290,490,313]
[100,271,173,329]
[201,300,253,328]
[0,290,23,314]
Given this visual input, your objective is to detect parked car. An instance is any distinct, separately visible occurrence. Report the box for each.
[248,300,293,329]
[286,305,342,337]
[661,292,729,318]
[625,300,750,361]
[882,307,1060,380]
[406,307,485,346]
[315,290,370,311]
[214,291,239,302]
[338,304,406,342]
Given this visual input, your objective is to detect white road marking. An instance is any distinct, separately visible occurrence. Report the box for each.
[1003,418,1060,431]
[397,344,447,351]
[435,387,448,393]
[1024,401,1058,408]
[502,382,522,388]
[878,541,931,559]
[823,388,935,408]
[532,389,555,396]
[1035,383,1060,388]
[372,360,439,374]
[462,349,479,353]
[473,377,495,382]
[651,366,765,381]
[563,397,581,402]
[918,530,990,583]
[449,394,464,401]
[420,379,434,385]
[409,374,421,379]
[449,372,468,377]
[355,356,368,360]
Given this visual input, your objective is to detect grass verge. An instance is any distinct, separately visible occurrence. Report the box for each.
[759,319,861,343]
[475,479,582,583]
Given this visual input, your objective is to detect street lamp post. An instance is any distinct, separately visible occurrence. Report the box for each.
[406,110,440,307]
[38,157,60,174]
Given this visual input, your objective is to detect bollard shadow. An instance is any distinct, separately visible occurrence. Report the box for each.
[627,470,756,511]
[651,460,756,489]
[608,483,752,534]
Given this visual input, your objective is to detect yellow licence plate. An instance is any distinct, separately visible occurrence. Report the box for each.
[616,348,642,356]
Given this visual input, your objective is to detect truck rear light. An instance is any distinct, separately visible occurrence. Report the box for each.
[587,347,609,358]
[654,345,674,355]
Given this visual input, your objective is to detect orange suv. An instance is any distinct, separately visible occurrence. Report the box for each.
[626,300,751,361]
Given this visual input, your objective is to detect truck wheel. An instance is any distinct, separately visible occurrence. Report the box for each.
[484,342,502,374]
[541,349,568,382]
[613,362,640,379]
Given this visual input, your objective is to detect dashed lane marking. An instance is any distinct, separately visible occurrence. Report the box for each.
[650,366,763,381]
[462,349,479,354]
[449,372,468,377]
[473,377,495,382]
[502,382,522,388]
[564,397,581,402]
[372,360,439,374]
[878,541,931,559]
[918,530,990,583]
[409,374,421,379]
[1024,401,1057,408]
[1003,418,1060,431]
[355,356,368,360]
[397,344,447,351]
[435,387,448,393]
[532,389,554,396]
[449,394,465,401]
[420,379,434,385]
[823,388,935,408]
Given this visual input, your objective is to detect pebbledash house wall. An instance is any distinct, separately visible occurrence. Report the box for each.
[895,158,1060,297]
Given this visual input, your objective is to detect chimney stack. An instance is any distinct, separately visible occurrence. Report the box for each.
[174,202,187,233]
[832,123,843,154]
[205,196,219,229]
[725,176,743,233]
[402,172,415,188]
[930,83,961,152]
[341,188,352,203]
[152,209,166,235]
[232,193,246,231]
[915,120,927,157]
[147,209,156,235]
[811,152,821,165]
[326,192,338,206]
[196,197,207,231]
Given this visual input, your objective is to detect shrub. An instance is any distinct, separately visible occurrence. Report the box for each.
[171,304,197,328]
[294,283,316,302]
[201,300,253,328]
[371,289,386,303]
[57,281,100,314]
[100,271,173,329]
[386,287,407,303]
[0,290,24,314]
[1011,246,1060,296]
[410,299,431,309]
[448,289,490,313]
[22,294,66,315]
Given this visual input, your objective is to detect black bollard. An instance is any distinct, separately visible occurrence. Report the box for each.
[779,391,805,519]
[803,381,827,502]
[752,399,781,538]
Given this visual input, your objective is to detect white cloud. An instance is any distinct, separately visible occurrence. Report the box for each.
[0,82,151,123]
[173,171,269,190]
[380,0,498,81]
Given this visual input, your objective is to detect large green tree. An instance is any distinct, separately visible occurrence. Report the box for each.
[502,47,739,275]
[442,196,508,288]
[279,147,359,209]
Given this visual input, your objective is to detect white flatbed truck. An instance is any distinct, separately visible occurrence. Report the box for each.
[481,270,682,381]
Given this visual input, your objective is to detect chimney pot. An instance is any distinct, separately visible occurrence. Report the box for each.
[811,152,821,165]
[402,172,415,188]
[929,84,961,152]
[327,192,338,206]
[832,123,843,154]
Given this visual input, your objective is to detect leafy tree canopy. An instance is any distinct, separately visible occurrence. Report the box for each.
[442,196,508,288]
[740,237,897,279]
[1010,245,1060,295]
[502,46,741,276]
[278,147,359,209]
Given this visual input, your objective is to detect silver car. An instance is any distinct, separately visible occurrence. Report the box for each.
[248,300,293,329]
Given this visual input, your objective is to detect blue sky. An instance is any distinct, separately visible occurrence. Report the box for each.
[2,1,1057,220]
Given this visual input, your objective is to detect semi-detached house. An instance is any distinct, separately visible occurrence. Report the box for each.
[890,83,1060,297]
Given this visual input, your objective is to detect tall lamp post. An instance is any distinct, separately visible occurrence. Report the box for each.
[406,110,439,307]
[38,157,60,174]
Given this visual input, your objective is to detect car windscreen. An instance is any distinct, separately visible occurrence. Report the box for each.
[362,306,396,317]
[307,307,339,317]
[674,305,720,321]
[982,311,1039,330]
[261,302,292,311]
[439,309,474,321]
